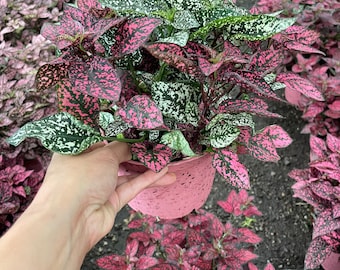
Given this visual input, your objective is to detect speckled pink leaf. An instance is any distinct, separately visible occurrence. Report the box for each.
[310,135,328,159]
[111,18,162,58]
[285,41,325,55]
[125,239,139,257]
[327,133,340,153]
[91,17,126,41]
[305,237,332,269]
[96,254,126,268]
[144,43,203,79]
[237,228,262,244]
[288,169,310,182]
[77,0,101,10]
[57,78,100,128]
[248,132,280,162]
[41,21,83,49]
[310,181,333,201]
[247,262,258,270]
[248,50,283,74]
[313,209,340,239]
[276,73,324,101]
[69,56,121,101]
[36,63,69,91]
[136,256,159,269]
[302,102,325,119]
[218,98,282,118]
[227,71,283,102]
[117,95,163,129]
[310,160,338,174]
[198,57,222,76]
[213,149,250,189]
[131,143,172,172]
[332,203,340,219]
[263,125,292,148]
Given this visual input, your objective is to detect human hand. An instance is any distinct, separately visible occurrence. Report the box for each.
[37,141,176,251]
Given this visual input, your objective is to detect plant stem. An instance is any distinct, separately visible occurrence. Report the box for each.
[101,136,146,143]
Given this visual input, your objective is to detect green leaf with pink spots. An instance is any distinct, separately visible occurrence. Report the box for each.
[131,143,173,172]
[213,149,250,189]
[69,56,121,101]
[57,78,100,128]
[111,18,162,58]
[117,95,164,129]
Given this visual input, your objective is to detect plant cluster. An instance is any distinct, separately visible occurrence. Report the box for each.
[97,189,275,270]
[252,0,340,268]
[7,0,297,191]
[0,0,61,234]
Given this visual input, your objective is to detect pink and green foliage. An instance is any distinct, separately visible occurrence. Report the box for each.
[7,0,296,187]
[97,190,267,270]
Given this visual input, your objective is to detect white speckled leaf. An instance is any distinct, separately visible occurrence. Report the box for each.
[160,130,196,157]
[158,31,189,46]
[209,125,240,148]
[7,112,101,155]
[173,10,200,30]
[207,113,255,131]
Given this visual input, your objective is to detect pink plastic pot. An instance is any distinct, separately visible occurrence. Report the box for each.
[322,252,340,270]
[119,154,215,219]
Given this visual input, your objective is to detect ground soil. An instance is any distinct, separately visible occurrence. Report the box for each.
[81,100,318,270]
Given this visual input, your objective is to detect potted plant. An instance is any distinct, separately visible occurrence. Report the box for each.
[7,0,295,218]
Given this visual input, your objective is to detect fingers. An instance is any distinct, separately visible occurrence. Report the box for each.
[114,168,177,210]
[102,142,132,163]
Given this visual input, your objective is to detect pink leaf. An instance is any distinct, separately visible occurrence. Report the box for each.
[36,63,69,91]
[218,98,282,118]
[57,78,100,128]
[77,0,102,10]
[69,56,121,101]
[310,135,327,160]
[226,71,283,102]
[285,41,325,55]
[161,231,186,246]
[237,228,262,244]
[128,231,151,243]
[276,73,324,101]
[247,262,258,270]
[213,149,250,189]
[112,18,162,57]
[198,57,222,76]
[326,133,340,153]
[131,143,172,172]
[136,256,159,269]
[126,239,139,257]
[263,125,292,148]
[264,262,275,270]
[302,102,325,119]
[13,186,26,197]
[117,95,164,129]
[313,209,340,239]
[304,237,332,269]
[248,50,283,74]
[96,254,126,269]
[248,132,280,162]
[144,43,203,79]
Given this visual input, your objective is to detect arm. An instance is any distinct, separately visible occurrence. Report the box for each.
[0,142,175,270]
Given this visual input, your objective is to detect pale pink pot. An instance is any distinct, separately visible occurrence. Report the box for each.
[119,154,215,219]
[322,252,340,270]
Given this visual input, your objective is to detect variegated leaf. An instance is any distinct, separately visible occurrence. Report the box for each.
[248,50,283,74]
[213,149,250,189]
[131,143,173,172]
[218,98,283,118]
[263,125,292,148]
[111,17,162,58]
[99,112,115,130]
[36,63,69,91]
[207,113,255,131]
[276,72,324,101]
[57,78,100,128]
[209,125,240,148]
[151,81,200,126]
[117,95,164,129]
[7,112,101,155]
[191,15,295,41]
[158,31,190,47]
[69,56,121,101]
[248,131,280,162]
[172,10,200,30]
[160,130,196,157]
[144,43,203,79]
